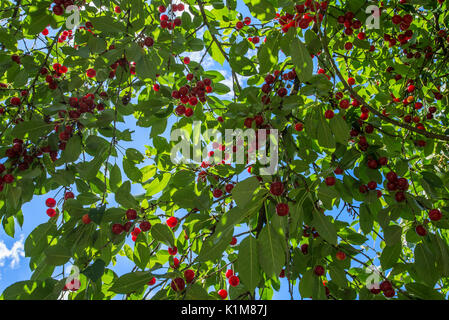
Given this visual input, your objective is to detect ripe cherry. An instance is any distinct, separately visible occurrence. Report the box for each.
[126,209,137,220]
[229,275,240,287]
[429,209,442,221]
[166,216,178,228]
[183,269,195,284]
[270,181,284,196]
[171,278,185,292]
[314,265,325,276]
[82,214,91,224]
[325,176,336,186]
[416,225,427,236]
[230,237,237,245]
[336,251,346,261]
[168,246,178,255]
[218,289,228,299]
[148,277,156,285]
[46,198,57,207]
[112,223,124,235]
[276,203,289,216]
[140,221,151,231]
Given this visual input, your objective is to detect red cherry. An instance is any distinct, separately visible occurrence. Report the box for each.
[112,223,124,235]
[10,97,21,106]
[367,159,378,169]
[429,209,442,221]
[336,251,346,261]
[213,188,223,198]
[324,110,334,119]
[225,269,234,279]
[64,192,75,200]
[294,123,304,131]
[114,6,121,13]
[218,289,228,299]
[314,265,325,276]
[144,37,154,47]
[301,244,309,254]
[183,57,190,64]
[140,221,151,231]
[276,203,289,216]
[46,198,57,207]
[168,246,178,255]
[171,277,185,291]
[158,5,166,13]
[416,225,427,236]
[270,181,284,196]
[82,214,91,224]
[229,275,240,287]
[230,237,237,245]
[185,108,193,117]
[225,184,234,193]
[325,176,336,186]
[86,68,96,78]
[126,209,137,220]
[148,277,156,285]
[347,77,356,86]
[46,208,57,217]
[166,217,178,228]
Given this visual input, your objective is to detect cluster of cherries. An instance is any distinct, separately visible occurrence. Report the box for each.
[261,69,296,104]
[45,193,74,217]
[270,181,290,217]
[110,208,153,241]
[40,63,69,90]
[275,1,327,34]
[172,75,213,117]
[158,3,184,30]
[51,0,75,16]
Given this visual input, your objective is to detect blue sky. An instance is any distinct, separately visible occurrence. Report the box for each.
[0,0,386,300]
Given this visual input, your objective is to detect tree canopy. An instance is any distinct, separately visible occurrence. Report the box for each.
[1,0,449,300]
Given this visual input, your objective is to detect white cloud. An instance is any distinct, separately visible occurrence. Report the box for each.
[0,235,25,269]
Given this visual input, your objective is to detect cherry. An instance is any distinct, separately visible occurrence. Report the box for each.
[364,159,376,169]
[148,277,156,285]
[225,269,234,279]
[359,185,368,194]
[236,21,244,29]
[395,191,406,202]
[213,188,223,198]
[270,181,284,196]
[171,257,180,269]
[124,221,132,232]
[324,110,334,119]
[185,108,193,117]
[86,68,96,78]
[168,246,178,255]
[10,97,21,106]
[379,280,392,292]
[294,123,304,131]
[336,251,346,261]
[429,209,442,221]
[348,77,356,86]
[386,171,398,182]
[229,275,240,287]
[384,289,395,298]
[82,214,91,224]
[225,184,234,193]
[301,244,309,254]
[166,216,178,228]
[140,221,151,231]
[314,265,325,276]
[334,167,343,174]
[218,289,228,299]
[112,223,124,235]
[46,208,57,217]
[378,157,388,166]
[171,278,185,292]
[230,237,237,245]
[53,5,64,15]
[46,198,57,207]
[276,203,289,216]
[367,181,377,190]
[416,225,427,236]
[144,37,154,47]
[183,57,190,64]
[279,269,286,278]
[325,176,336,186]
[126,209,137,220]
[340,99,350,109]
[114,6,121,13]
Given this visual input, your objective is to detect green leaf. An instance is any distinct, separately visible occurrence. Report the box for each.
[61,135,82,163]
[329,115,350,144]
[45,244,71,266]
[236,235,261,292]
[290,37,313,82]
[115,181,139,208]
[82,259,106,282]
[109,271,153,294]
[231,177,260,208]
[150,223,175,247]
[257,225,285,278]
[380,244,401,270]
[311,208,337,245]
[414,243,439,287]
